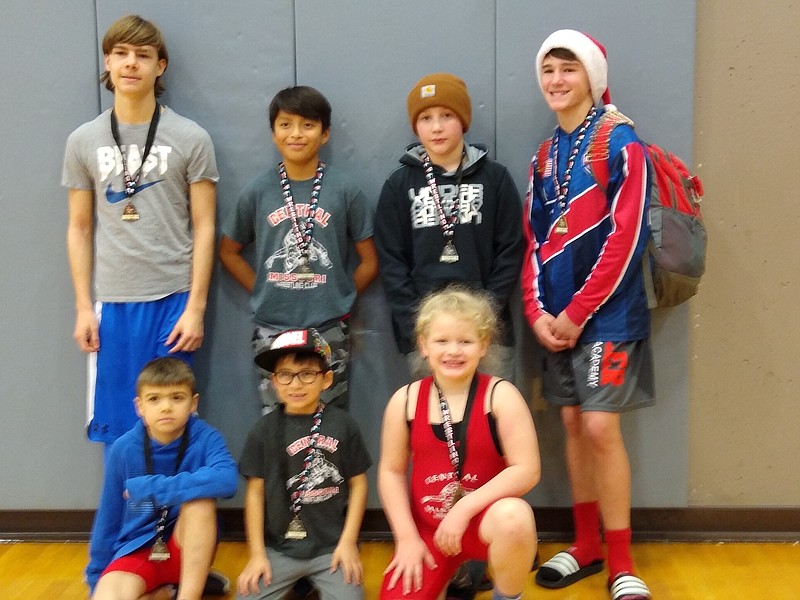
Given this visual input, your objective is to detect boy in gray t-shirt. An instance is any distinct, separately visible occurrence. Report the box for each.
[219,86,377,410]
[62,15,218,451]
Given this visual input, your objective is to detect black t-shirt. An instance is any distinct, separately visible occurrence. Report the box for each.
[239,405,372,558]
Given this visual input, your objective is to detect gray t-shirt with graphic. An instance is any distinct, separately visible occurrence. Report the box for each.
[62,106,219,302]
[222,164,374,328]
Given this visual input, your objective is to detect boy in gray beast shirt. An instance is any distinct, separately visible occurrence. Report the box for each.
[63,14,218,455]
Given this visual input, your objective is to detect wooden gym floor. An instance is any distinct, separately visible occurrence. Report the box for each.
[2,540,799,599]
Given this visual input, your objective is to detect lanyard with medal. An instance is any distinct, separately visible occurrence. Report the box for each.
[550,106,597,235]
[143,425,189,561]
[278,161,326,282]
[435,375,479,507]
[421,149,465,263]
[284,402,325,540]
[110,103,161,222]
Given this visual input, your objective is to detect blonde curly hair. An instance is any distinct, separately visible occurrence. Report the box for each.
[415,285,498,345]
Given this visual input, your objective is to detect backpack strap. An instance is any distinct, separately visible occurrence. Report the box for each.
[641,247,658,309]
[586,110,635,193]
[586,111,659,309]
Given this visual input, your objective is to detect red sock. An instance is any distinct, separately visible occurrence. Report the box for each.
[568,502,603,565]
[604,527,634,578]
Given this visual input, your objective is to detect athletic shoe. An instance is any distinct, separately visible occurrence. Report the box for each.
[203,570,230,595]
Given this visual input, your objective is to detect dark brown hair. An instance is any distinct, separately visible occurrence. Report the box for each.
[545,47,580,62]
[268,86,332,131]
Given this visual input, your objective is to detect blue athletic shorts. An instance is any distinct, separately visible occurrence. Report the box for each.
[87,292,192,444]
[542,339,655,413]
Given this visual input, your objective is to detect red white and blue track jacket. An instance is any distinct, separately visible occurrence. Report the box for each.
[522,108,651,342]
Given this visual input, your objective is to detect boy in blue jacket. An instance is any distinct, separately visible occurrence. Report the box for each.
[87,357,238,600]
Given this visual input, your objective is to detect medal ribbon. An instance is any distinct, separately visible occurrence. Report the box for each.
[143,424,189,549]
[551,106,598,218]
[288,403,325,518]
[435,375,479,481]
[110,103,161,198]
[421,150,465,243]
[278,161,326,262]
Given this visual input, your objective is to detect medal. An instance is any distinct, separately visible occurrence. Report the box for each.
[284,515,308,540]
[110,103,161,223]
[435,377,479,514]
[279,161,326,277]
[122,203,140,222]
[295,258,315,281]
[149,537,170,561]
[550,106,598,238]
[142,428,188,563]
[421,149,465,263]
[148,506,172,562]
[284,403,324,541]
[451,483,466,506]
[439,239,459,263]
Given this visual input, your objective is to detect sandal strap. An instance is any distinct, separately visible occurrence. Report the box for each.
[540,551,580,576]
[610,574,651,600]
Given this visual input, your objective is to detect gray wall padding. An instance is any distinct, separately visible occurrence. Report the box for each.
[0,0,694,510]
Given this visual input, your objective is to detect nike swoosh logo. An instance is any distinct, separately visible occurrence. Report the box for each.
[105,180,163,204]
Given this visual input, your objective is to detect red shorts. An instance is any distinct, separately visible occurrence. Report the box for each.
[101,535,182,592]
[380,507,490,599]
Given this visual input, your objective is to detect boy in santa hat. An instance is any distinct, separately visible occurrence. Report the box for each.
[522,29,654,600]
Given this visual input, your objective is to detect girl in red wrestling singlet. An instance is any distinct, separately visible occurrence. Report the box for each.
[378,286,540,600]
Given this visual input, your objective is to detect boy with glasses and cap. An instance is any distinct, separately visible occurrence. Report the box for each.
[237,328,372,600]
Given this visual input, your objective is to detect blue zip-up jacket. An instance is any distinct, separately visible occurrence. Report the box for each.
[86,416,238,591]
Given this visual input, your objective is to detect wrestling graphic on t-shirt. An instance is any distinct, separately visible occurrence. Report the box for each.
[265,223,333,290]
[286,449,344,504]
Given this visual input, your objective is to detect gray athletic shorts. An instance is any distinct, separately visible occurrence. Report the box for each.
[542,339,655,413]
[236,550,363,600]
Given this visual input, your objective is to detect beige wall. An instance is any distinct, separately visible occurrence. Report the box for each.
[690,2,800,504]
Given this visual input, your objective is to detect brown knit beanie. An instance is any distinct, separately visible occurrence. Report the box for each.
[407,73,471,133]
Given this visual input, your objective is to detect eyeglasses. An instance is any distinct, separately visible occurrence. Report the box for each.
[273,370,324,385]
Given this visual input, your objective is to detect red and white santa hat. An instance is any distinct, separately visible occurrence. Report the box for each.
[536,29,613,107]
